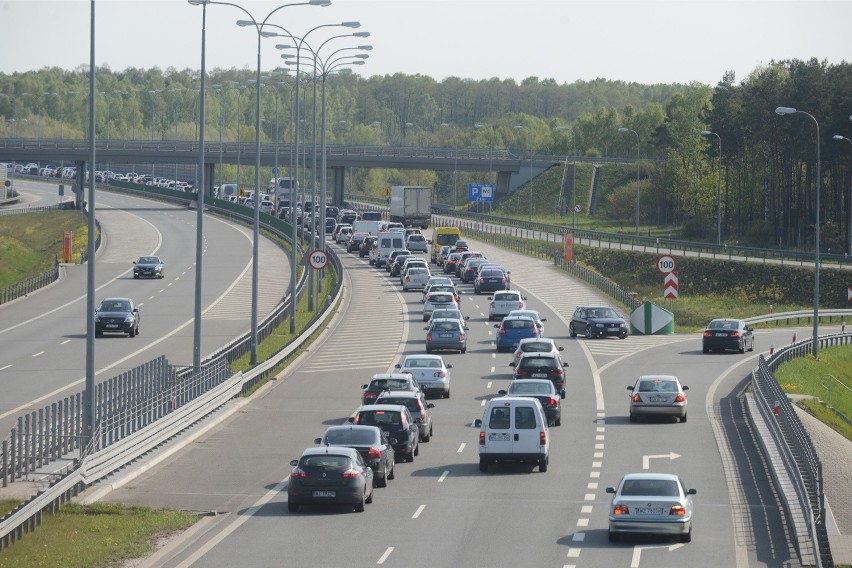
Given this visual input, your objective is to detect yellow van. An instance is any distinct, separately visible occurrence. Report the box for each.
[431,227,462,264]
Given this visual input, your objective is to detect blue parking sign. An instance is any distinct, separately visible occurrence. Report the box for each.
[468,183,494,203]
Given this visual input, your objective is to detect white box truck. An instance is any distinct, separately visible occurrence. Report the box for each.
[352,220,382,236]
[389,186,431,229]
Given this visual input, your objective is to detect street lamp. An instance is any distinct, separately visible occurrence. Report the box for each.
[776,106,821,359]
[701,130,722,245]
[833,134,852,257]
[618,127,640,235]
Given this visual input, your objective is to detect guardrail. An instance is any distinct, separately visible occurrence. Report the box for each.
[744,309,852,327]
[750,333,852,568]
[0,183,344,549]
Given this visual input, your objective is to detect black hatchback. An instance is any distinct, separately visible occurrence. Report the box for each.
[569,306,629,339]
[315,425,396,488]
[351,404,420,463]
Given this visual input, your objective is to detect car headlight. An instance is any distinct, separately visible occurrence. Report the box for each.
[594,322,604,328]
[124,315,135,323]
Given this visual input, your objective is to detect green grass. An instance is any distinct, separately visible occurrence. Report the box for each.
[0,210,93,288]
[774,346,852,441]
[0,502,197,568]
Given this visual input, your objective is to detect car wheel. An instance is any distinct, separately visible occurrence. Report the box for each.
[618,332,627,339]
[288,501,299,513]
[681,528,692,543]
[539,456,548,472]
[376,471,387,488]
[95,331,103,338]
[128,327,136,338]
[159,274,164,279]
[426,347,432,354]
[608,531,619,542]
[354,494,365,513]
[421,430,430,443]
[703,347,709,354]
[406,451,414,463]
[555,417,561,426]
[133,274,139,279]
[569,324,577,338]
[444,389,450,399]
[584,328,592,339]
[479,459,488,473]
[423,316,429,322]
[629,412,637,423]
[365,486,374,504]
[738,343,745,354]
[461,346,467,354]
[748,339,754,352]
[681,414,687,423]
[413,443,419,457]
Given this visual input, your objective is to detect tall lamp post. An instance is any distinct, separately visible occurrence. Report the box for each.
[832,133,852,257]
[701,130,722,245]
[618,127,640,235]
[776,106,821,358]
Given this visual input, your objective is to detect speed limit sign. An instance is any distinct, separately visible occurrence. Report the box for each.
[308,249,329,270]
[656,255,677,274]
[573,204,582,214]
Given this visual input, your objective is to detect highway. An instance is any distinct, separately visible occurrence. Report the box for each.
[0,179,290,436]
[91,214,823,568]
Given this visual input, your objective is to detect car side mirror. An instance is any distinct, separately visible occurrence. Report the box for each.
[487,296,493,300]
[427,403,435,409]
[509,362,516,367]
[133,261,137,264]
[388,437,398,445]
[541,318,547,322]
[133,308,139,312]
[605,487,615,494]
[687,488,697,495]
[473,418,482,428]
[347,416,354,423]
[562,362,568,367]
[290,459,299,467]
[313,437,322,444]
[464,316,470,320]
[682,386,689,391]
[394,363,401,369]
[424,327,429,331]
[414,417,422,424]
[522,296,528,300]
[558,346,564,351]
[494,324,499,329]
[627,386,634,391]
[498,389,507,395]
[446,363,453,369]
[361,384,368,390]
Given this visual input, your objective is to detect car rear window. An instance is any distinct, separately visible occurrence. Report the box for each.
[429,294,454,303]
[637,380,678,392]
[521,342,552,353]
[620,479,680,497]
[509,383,551,395]
[379,398,420,413]
[481,270,503,278]
[301,455,351,469]
[494,293,516,301]
[519,357,558,369]
[432,321,459,331]
[505,320,533,329]
[408,235,425,242]
[357,410,402,426]
[324,430,376,445]
[370,379,411,391]
[404,358,442,369]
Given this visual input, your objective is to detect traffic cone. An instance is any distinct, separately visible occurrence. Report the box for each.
[769,343,774,355]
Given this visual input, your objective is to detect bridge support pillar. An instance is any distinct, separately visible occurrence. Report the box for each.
[331,166,345,205]
[495,171,512,199]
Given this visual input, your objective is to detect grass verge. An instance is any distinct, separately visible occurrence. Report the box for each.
[0,502,197,568]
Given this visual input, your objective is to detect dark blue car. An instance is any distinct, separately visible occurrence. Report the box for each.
[475,268,509,294]
[494,316,540,352]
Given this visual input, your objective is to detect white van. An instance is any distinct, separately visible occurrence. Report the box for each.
[376,231,405,268]
[474,396,550,472]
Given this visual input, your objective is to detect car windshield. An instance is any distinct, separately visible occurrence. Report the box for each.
[620,478,680,497]
[101,300,131,312]
[138,257,160,264]
[324,430,376,445]
[370,379,412,390]
[589,308,619,318]
[707,319,741,330]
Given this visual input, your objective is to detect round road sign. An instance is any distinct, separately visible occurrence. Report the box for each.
[573,204,582,214]
[656,254,677,274]
[308,249,329,270]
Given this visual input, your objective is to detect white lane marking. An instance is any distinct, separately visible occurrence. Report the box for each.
[594,452,603,458]
[481,399,486,406]
[577,518,589,527]
[489,367,495,374]
[597,412,605,418]
[630,543,685,568]
[438,470,449,482]
[32,352,44,358]
[596,426,605,432]
[587,482,598,489]
[596,435,605,441]
[595,443,604,449]
[149,296,155,300]
[167,282,173,286]
[0,364,11,371]
[590,471,600,478]
[584,493,595,500]
[412,505,426,519]
[581,505,593,514]
[572,532,586,542]
[491,352,495,358]
[457,443,466,453]
[592,461,602,468]
[60,340,70,345]
[567,548,581,558]
[175,476,289,568]
[487,381,493,388]
[377,547,394,564]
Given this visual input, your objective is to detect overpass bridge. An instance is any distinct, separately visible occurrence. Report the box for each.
[0,137,635,204]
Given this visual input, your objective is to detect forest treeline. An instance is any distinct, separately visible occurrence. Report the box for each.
[1,57,850,250]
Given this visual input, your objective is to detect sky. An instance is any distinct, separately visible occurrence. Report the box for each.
[0,0,849,86]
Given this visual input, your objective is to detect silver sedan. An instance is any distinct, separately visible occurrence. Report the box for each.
[627,375,688,423]
[606,472,696,542]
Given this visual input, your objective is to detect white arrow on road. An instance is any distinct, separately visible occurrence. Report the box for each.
[631,543,685,567]
[642,452,681,470]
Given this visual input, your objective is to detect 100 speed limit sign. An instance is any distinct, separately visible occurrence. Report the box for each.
[656,255,677,274]
[308,249,329,270]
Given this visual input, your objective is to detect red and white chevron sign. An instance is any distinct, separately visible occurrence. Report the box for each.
[664,271,679,299]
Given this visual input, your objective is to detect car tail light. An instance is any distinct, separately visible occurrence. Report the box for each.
[547,397,558,407]
[555,368,564,377]
[531,327,538,337]
[479,278,484,284]
[434,370,446,378]
[405,277,411,282]
[515,369,528,377]
[669,505,687,516]
[427,334,433,342]
[539,431,547,445]
[490,302,496,309]
[459,333,466,341]
[613,505,629,515]
[342,467,362,478]
[675,393,686,403]
[291,467,307,478]
[501,277,506,283]
[703,331,713,337]
[367,447,382,459]
[364,391,378,400]
[632,394,642,403]
[731,331,741,337]
[499,326,506,336]
[479,431,486,446]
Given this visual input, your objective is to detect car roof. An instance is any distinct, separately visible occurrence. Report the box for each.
[402,354,445,362]
[620,472,682,482]
[299,446,359,458]
[323,424,381,435]
[502,315,536,322]
[518,351,560,360]
[357,404,409,413]
[508,379,556,388]
[487,396,544,407]
[518,338,556,345]
[370,373,414,381]
[377,390,420,399]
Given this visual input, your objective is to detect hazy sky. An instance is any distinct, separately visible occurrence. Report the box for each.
[0,0,849,86]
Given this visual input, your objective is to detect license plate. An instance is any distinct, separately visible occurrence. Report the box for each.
[650,396,666,402]
[532,373,548,378]
[715,332,727,336]
[634,507,665,515]
[312,490,336,498]
[489,432,510,441]
[608,326,618,331]
[439,333,453,338]
[106,324,118,328]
